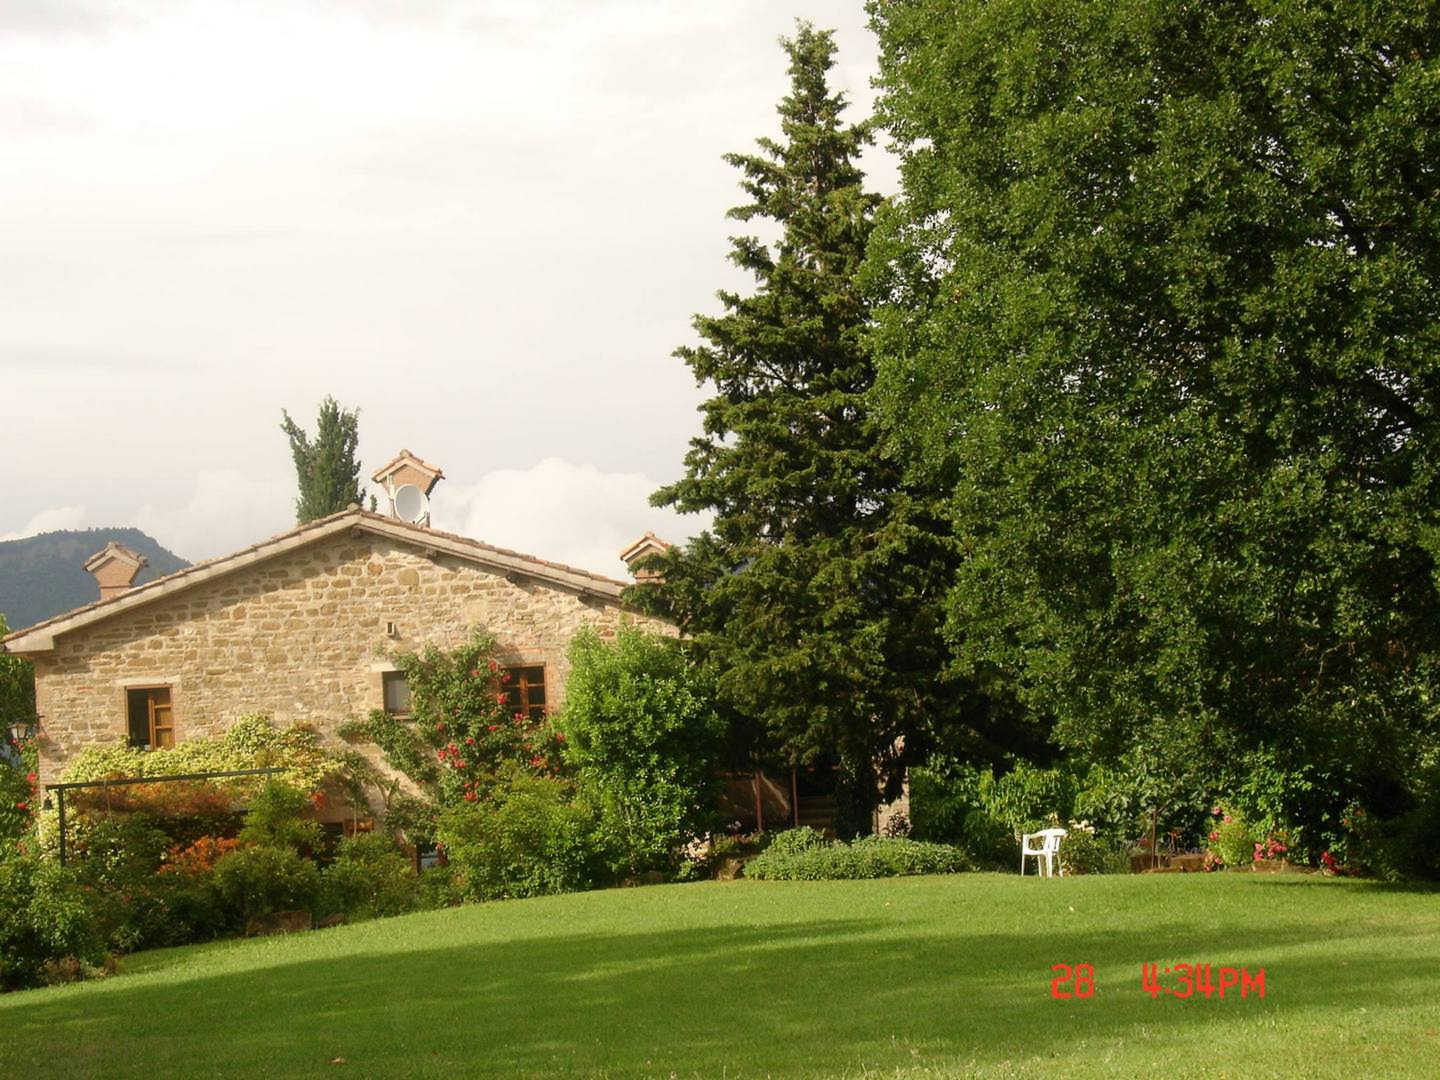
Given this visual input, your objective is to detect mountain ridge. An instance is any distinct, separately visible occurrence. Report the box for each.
[0,528,191,632]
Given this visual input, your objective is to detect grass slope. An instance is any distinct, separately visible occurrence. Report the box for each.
[1,873,1436,1078]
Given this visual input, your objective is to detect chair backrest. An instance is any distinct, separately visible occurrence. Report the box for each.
[1039,827,1067,853]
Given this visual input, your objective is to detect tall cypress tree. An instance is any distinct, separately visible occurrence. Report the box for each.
[648,23,974,834]
[280,396,366,525]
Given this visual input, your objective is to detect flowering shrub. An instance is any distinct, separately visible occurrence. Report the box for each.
[343,631,566,820]
[160,836,243,876]
[1253,836,1289,862]
[0,747,39,842]
[1058,822,1128,875]
[1206,806,1258,868]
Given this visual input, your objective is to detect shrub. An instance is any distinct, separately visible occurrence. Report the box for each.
[69,781,243,850]
[318,833,419,921]
[910,757,1072,869]
[0,851,104,991]
[62,714,342,792]
[211,845,322,928]
[744,830,970,881]
[1058,826,1129,875]
[416,863,464,909]
[554,628,725,877]
[436,769,603,901]
[1206,807,1258,868]
[69,815,175,952]
[346,631,568,812]
[0,758,38,842]
[238,781,323,855]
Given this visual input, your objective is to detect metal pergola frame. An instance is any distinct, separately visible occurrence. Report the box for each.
[44,767,285,865]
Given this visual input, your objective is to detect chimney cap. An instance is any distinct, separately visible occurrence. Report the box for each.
[371,449,445,495]
[83,541,147,575]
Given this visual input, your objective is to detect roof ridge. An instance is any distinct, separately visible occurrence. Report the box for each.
[3,508,634,646]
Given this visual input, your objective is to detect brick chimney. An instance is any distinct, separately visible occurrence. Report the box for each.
[84,541,148,601]
[619,532,672,583]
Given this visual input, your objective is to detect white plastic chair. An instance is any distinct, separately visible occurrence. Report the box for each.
[1020,827,1067,877]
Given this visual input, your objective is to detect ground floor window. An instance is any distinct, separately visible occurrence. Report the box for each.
[501,664,547,721]
[127,686,174,749]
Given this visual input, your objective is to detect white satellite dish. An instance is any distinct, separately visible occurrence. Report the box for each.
[391,483,429,524]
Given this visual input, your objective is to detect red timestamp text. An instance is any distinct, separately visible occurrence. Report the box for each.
[1141,963,1265,1000]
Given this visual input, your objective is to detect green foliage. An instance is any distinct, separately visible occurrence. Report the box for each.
[435,768,603,901]
[984,763,1076,836]
[0,754,37,842]
[744,830,970,880]
[866,0,1440,842]
[318,833,420,921]
[1058,828,1129,876]
[910,756,1087,868]
[0,850,104,991]
[0,613,35,742]
[555,628,723,875]
[238,781,323,855]
[1207,808,1259,869]
[641,21,971,835]
[348,631,564,814]
[61,714,342,793]
[211,845,322,928]
[279,395,366,524]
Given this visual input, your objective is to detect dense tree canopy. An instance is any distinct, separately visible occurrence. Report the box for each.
[865,0,1440,830]
[280,396,367,524]
[644,23,990,833]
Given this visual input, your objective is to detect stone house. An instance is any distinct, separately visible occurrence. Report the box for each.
[2,499,672,792]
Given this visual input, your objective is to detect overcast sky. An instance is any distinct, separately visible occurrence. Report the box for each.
[0,0,895,577]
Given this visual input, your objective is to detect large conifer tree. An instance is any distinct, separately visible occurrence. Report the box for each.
[647,24,976,834]
[280,396,367,524]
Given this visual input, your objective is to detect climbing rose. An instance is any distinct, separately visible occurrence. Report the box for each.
[26,772,37,783]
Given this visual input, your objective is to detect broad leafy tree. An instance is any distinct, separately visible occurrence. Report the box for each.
[866,0,1440,837]
[280,396,367,524]
[644,23,985,834]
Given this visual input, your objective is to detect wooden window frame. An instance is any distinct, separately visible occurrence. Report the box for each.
[501,663,548,723]
[126,685,175,750]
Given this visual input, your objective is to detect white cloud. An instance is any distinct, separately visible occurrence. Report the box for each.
[431,457,707,579]
[0,505,89,542]
[130,469,293,561]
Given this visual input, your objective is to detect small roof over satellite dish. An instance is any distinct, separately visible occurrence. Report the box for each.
[391,483,429,524]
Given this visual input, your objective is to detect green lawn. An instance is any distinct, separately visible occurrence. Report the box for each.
[2,873,1436,1078]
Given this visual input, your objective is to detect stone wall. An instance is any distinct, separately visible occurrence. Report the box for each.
[30,533,670,783]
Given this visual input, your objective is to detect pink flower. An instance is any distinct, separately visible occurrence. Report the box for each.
[14,801,27,811]
[554,732,565,743]
[1211,806,1221,816]
[529,755,544,768]
[1208,831,1219,842]
[435,721,446,733]
[487,659,498,672]
[495,692,508,705]
[25,772,36,784]
[487,724,498,732]
[465,737,475,746]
